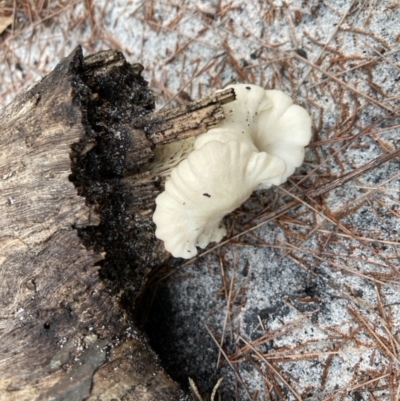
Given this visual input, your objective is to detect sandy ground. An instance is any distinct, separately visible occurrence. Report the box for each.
[1,1,400,400]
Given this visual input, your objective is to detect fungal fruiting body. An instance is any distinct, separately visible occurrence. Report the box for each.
[148,136,195,176]
[195,85,312,187]
[153,140,286,258]
[152,84,312,258]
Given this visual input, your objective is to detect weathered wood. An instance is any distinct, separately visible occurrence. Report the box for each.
[0,46,113,401]
[131,88,235,145]
[0,46,234,401]
[0,47,179,401]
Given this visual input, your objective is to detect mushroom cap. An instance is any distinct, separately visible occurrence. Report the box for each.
[194,84,312,187]
[254,90,312,183]
[153,140,286,258]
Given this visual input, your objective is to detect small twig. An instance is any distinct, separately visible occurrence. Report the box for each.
[217,260,235,368]
[294,53,395,113]
[348,308,400,365]
[296,0,359,89]
[307,146,400,198]
[160,55,225,110]
[239,336,303,401]
[205,324,254,400]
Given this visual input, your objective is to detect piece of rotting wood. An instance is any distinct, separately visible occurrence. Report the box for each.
[132,88,235,145]
[0,46,235,401]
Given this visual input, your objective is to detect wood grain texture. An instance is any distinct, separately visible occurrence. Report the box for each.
[0,47,184,401]
[132,88,235,145]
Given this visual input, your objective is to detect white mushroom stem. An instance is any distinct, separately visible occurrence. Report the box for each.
[148,137,195,176]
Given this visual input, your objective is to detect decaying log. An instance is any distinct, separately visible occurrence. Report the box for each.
[0,46,234,401]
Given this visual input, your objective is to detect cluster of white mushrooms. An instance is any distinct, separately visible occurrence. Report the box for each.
[151,84,312,259]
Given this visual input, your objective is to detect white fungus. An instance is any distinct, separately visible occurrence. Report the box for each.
[153,140,286,258]
[152,84,312,258]
[148,137,195,177]
[194,84,312,187]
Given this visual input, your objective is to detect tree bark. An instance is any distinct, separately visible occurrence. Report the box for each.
[0,46,234,401]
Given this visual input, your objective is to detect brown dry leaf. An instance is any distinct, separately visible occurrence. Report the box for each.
[0,15,13,34]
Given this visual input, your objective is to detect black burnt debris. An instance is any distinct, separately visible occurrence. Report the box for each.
[69,47,162,310]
